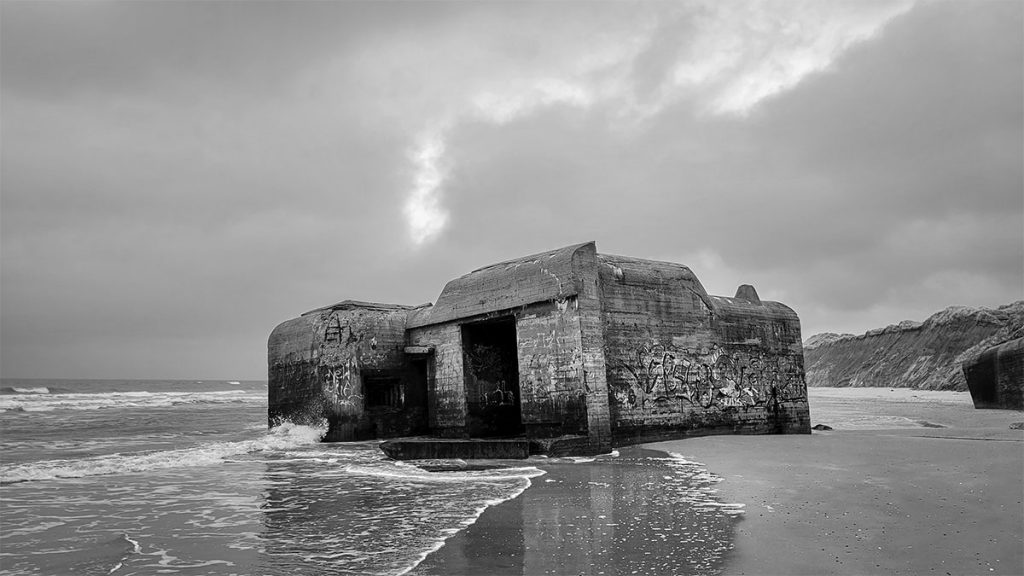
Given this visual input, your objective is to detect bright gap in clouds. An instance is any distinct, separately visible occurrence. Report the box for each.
[700,0,916,115]
[405,130,449,245]
[400,0,917,246]
[403,80,595,245]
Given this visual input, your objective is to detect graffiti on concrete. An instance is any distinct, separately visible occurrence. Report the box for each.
[322,358,362,408]
[521,348,584,391]
[465,343,518,406]
[315,313,365,410]
[482,382,516,406]
[611,342,805,409]
[322,313,361,346]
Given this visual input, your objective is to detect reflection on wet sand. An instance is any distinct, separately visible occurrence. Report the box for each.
[415,447,741,576]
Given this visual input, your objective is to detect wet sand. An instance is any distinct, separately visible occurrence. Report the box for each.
[414,389,1024,575]
[412,447,741,576]
[653,389,1023,576]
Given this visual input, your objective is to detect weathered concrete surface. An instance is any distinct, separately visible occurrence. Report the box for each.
[598,253,809,445]
[963,337,1024,410]
[527,435,604,457]
[269,241,811,455]
[406,242,587,329]
[405,321,466,437]
[268,301,429,441]
[804,301,1024,391]
[404,242,614,452]
[380,438,530,460]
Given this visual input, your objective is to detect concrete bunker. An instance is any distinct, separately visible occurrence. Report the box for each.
[268,241,811,456]
[963,337,1023,410]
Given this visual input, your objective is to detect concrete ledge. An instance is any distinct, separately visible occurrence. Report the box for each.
[380,438,530,460]
[528,435,607,457]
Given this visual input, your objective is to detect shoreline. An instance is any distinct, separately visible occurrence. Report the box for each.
[651,427,1022,575]
[412,390,1023,576]
[411,447,739,575]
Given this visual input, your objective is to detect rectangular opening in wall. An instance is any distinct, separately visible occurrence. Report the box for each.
[461,316,523,437]
[364,375,402,410]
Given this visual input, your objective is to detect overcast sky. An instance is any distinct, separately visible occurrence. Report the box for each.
[2,0,1021,380]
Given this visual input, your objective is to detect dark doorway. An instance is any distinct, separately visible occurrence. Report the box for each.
[461,317,523,437]
[407,357,431,432]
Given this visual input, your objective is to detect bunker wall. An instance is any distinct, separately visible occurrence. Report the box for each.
[597,257,810,445]
[964,337,1024,410]
[268,305,426,441]
[407,323,467,436]
[515,300,589,437]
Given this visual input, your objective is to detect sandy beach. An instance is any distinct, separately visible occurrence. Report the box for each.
[414,388,1024,576]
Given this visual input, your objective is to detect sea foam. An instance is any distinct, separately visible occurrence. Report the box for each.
[664,451,746,516]
[0,422,326,484]
[343,461,546,483]
[1,386,51,395]
[395,476,536,576]
[0,389,264,413]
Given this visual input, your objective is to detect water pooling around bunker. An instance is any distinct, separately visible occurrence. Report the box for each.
[1,380,743,576]
[0,381,543,576]
[1,437,545,576]
[412,446,744,576]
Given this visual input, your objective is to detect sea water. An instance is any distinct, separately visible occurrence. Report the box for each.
[0,379,739,575]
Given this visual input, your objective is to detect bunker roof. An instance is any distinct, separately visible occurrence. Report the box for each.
[301,300,422,317]
[407,242,593,328]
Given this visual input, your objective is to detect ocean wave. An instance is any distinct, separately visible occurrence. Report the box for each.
[107,533,141,575]
[1,386,52,395]
[395,475,537,576]
[0,422,327,484]
[343,461,546,483]
[0,389,265,413]
[664,451,746,516]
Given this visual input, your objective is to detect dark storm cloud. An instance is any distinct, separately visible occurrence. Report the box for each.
[433,0,1022,332]
[1,1,429,378]
[1,0,456,99]
[1,0,1020,379]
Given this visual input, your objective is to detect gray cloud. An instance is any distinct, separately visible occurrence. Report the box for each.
[1,0,1020,379]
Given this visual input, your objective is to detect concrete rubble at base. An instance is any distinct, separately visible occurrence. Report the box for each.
[268,241,811,458]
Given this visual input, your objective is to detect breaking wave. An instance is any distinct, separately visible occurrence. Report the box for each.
[0,389,264,412]
[394,475,539,576]
[0,422,326,484]
[106,532,142,575]
[3,386,51,394]
[344,461,545,483]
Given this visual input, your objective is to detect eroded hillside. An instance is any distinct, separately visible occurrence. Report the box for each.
[803,302,1024,390]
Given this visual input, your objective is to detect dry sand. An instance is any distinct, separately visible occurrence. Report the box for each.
[414,389,1023,575]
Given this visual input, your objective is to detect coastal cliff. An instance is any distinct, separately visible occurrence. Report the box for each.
[803,302,1024,390]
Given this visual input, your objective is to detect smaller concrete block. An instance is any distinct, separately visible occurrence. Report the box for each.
[963,337,1024,410]
[734,284,761,304]
[528,435,609,457]
[403,346,434,355]
[380,438,530,460]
